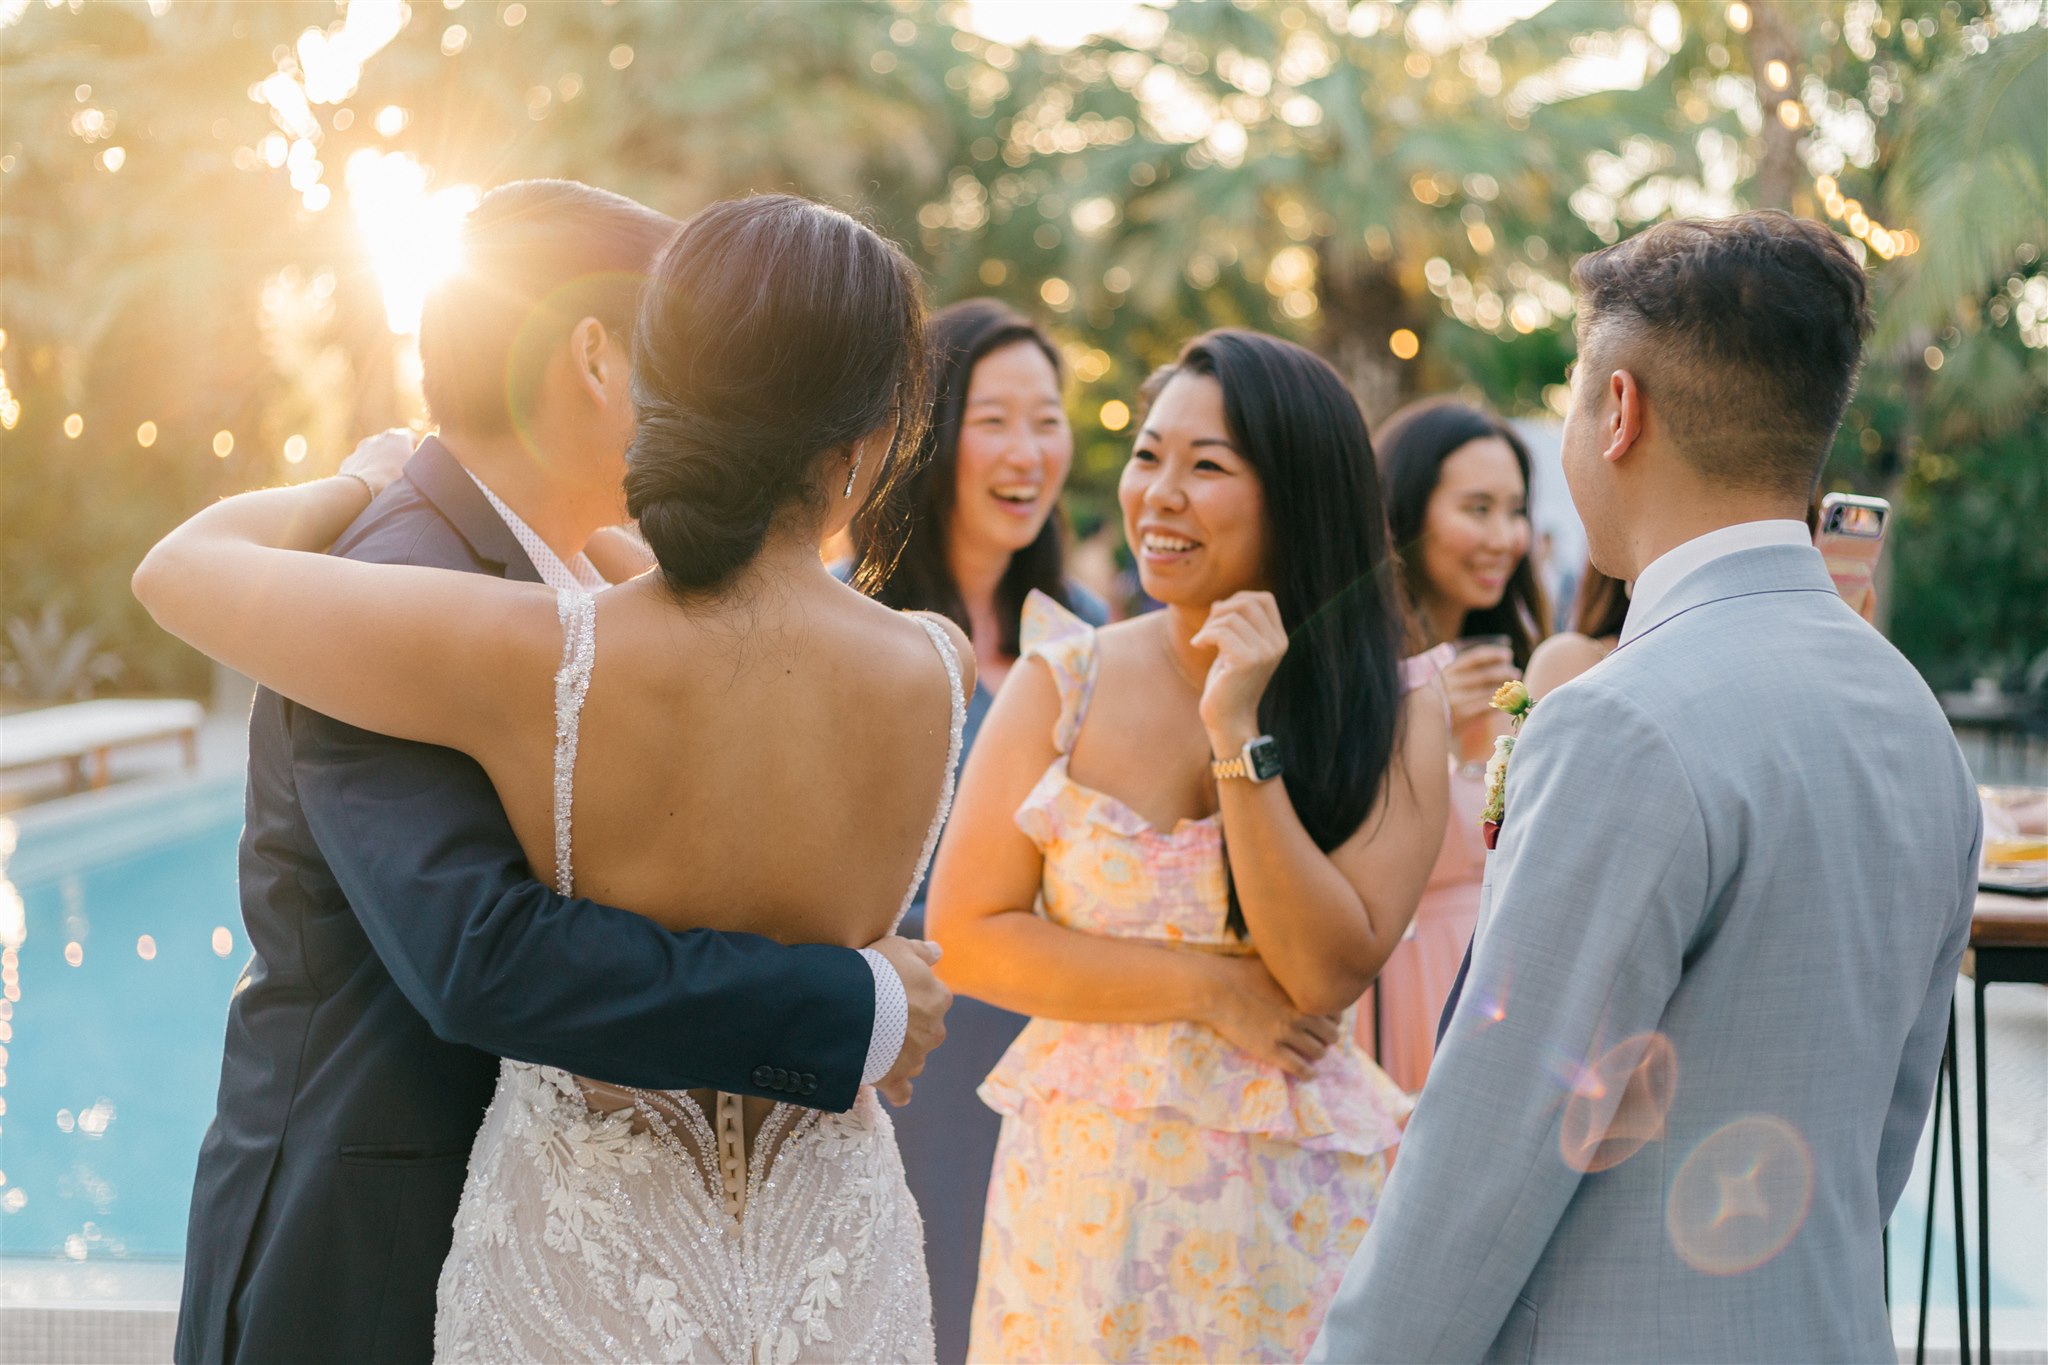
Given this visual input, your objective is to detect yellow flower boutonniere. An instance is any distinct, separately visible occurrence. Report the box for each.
[1480,680,1534,850]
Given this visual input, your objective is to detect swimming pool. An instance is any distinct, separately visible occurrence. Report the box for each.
[0,775,245,1264]
[0,768,2037,1353]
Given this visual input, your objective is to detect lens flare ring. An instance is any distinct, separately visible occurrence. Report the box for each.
[1558,1031,1678,1174]
[1666,1114,1814,1276]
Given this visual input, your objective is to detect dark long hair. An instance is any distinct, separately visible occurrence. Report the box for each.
[1569,564,1630,641]
[1376,398,1551,666]
[856,298,1079,655]
[1147,330,1408,936]
[624,194,929,596]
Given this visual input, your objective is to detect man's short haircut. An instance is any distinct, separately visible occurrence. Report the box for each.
[1571,210,1872,495]
[418,179,677,435]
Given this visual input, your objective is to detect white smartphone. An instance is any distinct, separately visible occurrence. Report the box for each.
[1814,492,1889,615]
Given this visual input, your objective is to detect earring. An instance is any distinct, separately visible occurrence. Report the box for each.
[844,456,862,498]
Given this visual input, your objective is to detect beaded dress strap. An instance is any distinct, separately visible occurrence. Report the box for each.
[550,589,597,898]
[897,614,967,931]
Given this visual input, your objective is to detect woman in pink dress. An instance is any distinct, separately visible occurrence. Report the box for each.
[929,331,1449,1363]
[1361,399,1550,1094]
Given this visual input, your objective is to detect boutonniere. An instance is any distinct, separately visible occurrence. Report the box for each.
[1480,680,1533,850]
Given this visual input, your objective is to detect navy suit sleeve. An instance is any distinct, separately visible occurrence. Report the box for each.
[287,702,875,1110]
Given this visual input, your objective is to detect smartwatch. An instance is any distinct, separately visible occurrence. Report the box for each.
[1211,735,1282,783]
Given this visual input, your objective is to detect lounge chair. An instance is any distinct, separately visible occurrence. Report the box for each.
[0,699,206,793]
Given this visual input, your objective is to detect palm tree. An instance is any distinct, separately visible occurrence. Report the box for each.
[924,0,1781,420]
[1878,22,2048,350]
[1,0,321,692]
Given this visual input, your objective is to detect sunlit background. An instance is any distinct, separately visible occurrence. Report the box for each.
[1,3,2045,1354]
[2,0,2044,704]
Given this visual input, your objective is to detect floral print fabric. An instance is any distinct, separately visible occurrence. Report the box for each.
[968,593,1411,1363]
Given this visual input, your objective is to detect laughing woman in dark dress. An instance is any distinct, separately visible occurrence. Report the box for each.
[851,297,1106,1362]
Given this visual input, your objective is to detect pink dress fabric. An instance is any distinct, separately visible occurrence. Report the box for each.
[1358,752,1488,1096]
[967,595,1418,1364]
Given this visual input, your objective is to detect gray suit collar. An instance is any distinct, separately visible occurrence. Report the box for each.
[1617,543,1838,652]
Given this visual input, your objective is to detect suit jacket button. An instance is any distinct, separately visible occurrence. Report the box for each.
[773,1067,789,1090]
[752,1064,774,1088]
[800,1074,818,1096]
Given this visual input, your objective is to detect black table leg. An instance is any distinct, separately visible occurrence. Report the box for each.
[1949,1002,1972,1365]
[1915,1040,1945,1364]
[1973,978,1990,1365]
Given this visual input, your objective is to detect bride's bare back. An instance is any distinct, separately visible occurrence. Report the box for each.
[489,567,968,952]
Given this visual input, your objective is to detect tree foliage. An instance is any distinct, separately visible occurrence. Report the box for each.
[1,0,2041,702]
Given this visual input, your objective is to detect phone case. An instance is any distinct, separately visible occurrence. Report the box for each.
[1815,493,1888,613]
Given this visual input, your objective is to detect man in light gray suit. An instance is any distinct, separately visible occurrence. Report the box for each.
[1311,211,1981,1364]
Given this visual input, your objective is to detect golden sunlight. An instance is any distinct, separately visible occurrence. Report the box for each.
[345,149,479,336]
[958,0,1147,50]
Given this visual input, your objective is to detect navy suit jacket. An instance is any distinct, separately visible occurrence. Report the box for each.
[1438,943,1472,1044]
[175,439,876,1364]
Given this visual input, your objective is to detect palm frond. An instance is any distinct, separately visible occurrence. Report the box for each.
[1878,25,2048,348]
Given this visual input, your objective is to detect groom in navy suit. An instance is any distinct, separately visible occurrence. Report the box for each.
[174,181,952,1364]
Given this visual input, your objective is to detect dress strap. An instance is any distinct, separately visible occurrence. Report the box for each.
[550,589,597,898]
[1402,642,1457,730]
[1019,589,1098,757]
[896,614,967,931]
[1401,641,1456,693]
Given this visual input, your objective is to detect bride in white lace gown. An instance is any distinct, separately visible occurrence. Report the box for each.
[133,195,972,1363]
[435,591,961,1363]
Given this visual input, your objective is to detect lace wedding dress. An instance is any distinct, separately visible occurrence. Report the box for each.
[435,590,962,1364]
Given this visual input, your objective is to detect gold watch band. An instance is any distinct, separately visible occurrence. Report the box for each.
[1210,753,1251,781]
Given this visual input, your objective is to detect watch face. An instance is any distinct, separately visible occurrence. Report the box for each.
[1247,738,1283,781]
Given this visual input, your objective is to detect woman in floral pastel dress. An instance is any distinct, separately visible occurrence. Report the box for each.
[928,330,1450,1363]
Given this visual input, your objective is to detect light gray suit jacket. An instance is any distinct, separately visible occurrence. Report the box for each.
[1310,544,1980,1363]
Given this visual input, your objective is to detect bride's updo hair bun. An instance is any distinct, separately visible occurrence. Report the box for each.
[625,194,929,595]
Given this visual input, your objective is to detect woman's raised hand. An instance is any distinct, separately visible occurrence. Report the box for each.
[1439,645,1519,733]
[1200,953,1341,1080]
[1192,590,1288,750]
[338,428,417,499]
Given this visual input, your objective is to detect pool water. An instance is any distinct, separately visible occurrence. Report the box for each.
[0,776,245,1263]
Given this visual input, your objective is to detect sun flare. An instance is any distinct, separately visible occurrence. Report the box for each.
[345,149,478,336]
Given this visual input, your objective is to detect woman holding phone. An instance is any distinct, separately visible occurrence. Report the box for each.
[929,330,1448,1362]
[1365,398,1550,1093]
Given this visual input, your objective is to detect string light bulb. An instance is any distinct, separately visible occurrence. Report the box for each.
[1812,174,1917,260]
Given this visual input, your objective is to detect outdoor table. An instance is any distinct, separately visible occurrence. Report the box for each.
[1965,890,2048,1365]
[1912,889,2048,1365]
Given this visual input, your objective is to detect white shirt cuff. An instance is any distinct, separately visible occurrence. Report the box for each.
[857,947,908,1086]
